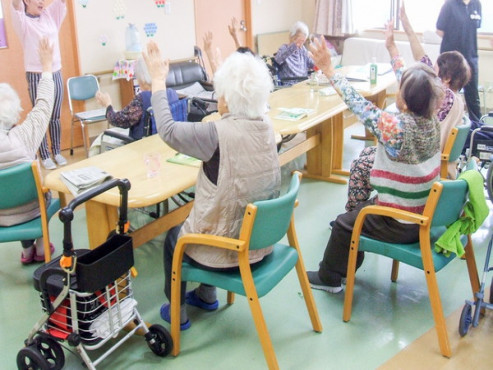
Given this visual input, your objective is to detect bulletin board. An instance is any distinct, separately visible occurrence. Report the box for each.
[73,0,197,74]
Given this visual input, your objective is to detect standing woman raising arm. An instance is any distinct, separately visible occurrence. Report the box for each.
[10,0,67,170]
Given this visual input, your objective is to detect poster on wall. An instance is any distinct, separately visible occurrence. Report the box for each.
[0,2,7,48]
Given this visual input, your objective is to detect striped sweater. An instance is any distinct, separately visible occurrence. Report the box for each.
[330,59,440,214]
[371,113,441,213]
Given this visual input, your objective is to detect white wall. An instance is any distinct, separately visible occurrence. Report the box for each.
[72,0,317,109]
[74,0,316,75]
[73,0,196,74]
[251,0,315,35]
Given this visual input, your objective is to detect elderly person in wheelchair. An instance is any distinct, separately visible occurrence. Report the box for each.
[89,58,184,156]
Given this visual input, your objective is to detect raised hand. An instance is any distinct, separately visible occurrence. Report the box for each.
[203,31,213,54]
[142,41,169,83]
[308,36,334,77]
[399,1,412,33]
[228,17,240,49]
[96,91,112,108]
[38,38,54,73]
[385,20,399,59]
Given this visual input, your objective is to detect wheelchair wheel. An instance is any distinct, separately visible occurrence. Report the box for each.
[459,303,473,337]
[34,335,65,370]
[17,346,50,370]
[146,324,173,357]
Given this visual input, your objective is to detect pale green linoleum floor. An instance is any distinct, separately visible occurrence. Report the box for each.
[1,123,492,369]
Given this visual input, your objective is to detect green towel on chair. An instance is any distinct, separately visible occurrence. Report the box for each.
[435,170,489,257]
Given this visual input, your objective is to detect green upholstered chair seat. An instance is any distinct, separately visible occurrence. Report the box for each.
[181,243,299,298]
[358,226,468,272]
[0,199,60,242]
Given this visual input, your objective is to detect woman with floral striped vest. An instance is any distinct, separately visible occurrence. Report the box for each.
[307,32,444,294]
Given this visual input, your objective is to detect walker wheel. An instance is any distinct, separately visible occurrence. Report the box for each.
[490,276,493,304]
[34,335,65,370]
[459,303,472,337]
[17,346,50,370]
[146,324,173,357]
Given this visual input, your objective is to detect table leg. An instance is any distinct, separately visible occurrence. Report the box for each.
[85,200,118,249]
[350,90,387,144]
[304,113,347,184]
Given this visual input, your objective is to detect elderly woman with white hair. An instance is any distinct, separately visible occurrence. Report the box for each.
[0,39,55,264]
[274,21,315,85]
[143,40,281,330]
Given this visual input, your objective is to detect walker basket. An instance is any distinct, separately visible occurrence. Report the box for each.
[76,233,133,292]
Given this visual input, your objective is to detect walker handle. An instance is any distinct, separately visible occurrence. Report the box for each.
[58,178,131,255]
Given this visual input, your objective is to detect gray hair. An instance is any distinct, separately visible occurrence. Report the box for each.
[290,21,309,37]
[0,83,22,131]
[134,57,152,86]
[213,52,273,119]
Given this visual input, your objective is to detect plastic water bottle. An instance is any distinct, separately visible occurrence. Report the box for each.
[370,57,378,85]
[309,71,319,91]
[125,23,142,53]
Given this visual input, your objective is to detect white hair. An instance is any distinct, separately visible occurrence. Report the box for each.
[213,52,273,119]
[0,83,22,131]
[290,21,309,37]
[134,57,152,86]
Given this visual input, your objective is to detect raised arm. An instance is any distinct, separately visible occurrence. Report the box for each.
[12,0,23,11]
[309,36,405,156]
[385,20,399,60]
[203,31,220,75]
[228,17,241,49]
[400,2,425,61]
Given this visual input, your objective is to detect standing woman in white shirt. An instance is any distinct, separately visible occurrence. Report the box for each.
[10,0,67,170]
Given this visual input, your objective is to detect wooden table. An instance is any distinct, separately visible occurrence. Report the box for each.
[45,135,199,249]
[270,66,397,183]
[46,69,395,248]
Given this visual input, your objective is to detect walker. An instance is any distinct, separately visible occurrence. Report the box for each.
[17,178,172,369]
[458,163,493,337]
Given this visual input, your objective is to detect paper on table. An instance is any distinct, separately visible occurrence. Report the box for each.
[275,107,315,121]
[60,166,113,196]
[167,153,202,167]
[319,86,337,96]
[75,108,107,120]
[345,63,393,82]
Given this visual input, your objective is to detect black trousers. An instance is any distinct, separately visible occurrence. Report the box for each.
[463,57,481,123]
[317,200,420,285]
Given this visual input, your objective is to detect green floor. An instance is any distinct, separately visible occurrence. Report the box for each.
[2,123,492,369]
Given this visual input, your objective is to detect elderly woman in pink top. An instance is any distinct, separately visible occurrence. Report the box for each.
[10,0,67,170]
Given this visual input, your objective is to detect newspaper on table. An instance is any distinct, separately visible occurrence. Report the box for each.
[60,166,113,196]
[275,107,315,121]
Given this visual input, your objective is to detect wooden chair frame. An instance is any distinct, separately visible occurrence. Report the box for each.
[169,172,322,370]
[343,181,480,358]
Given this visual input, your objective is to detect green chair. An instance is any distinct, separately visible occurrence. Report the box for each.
[440,118,471,179]
[0,162,60,262]
[170,172,322,370]
[343,175,481,358]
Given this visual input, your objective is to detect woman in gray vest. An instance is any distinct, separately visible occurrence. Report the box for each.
[144,41,281,330]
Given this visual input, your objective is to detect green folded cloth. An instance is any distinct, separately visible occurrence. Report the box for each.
[434,170,489,257]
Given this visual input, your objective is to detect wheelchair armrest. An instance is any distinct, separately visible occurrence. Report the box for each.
[102,130,136,143]
[200,80,215,91]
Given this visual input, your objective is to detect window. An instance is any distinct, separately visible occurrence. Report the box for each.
[351,0,492,34]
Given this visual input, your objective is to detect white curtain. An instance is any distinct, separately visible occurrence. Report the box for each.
[313,0,354,36]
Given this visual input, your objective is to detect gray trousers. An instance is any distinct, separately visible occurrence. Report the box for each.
[317,199,420,285]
